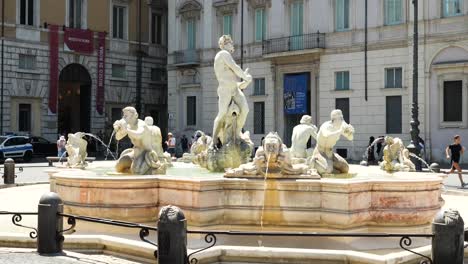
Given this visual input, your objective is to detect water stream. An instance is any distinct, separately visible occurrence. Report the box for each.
[104,130,116,160]
[58,151,67,163]
[83,133,117,160]
[408,153,434,173]
[258,154,271,247]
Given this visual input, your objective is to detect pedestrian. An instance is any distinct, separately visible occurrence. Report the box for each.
[166,133,176,157]
[375,136,385,161]
[181,135,189,153]
[57,135,66,157]
[367,136,376,164]
[446,135,466,187]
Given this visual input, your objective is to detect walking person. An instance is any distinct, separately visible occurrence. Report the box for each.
[367,136,376,165]
[446,135,466,187]
[166,133,176,157]
[57,135,67,157]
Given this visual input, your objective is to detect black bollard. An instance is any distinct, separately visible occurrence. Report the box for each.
[3,158,15,184]
[37,192,63,254]
[157,205,187,264]
[432,209,465,264]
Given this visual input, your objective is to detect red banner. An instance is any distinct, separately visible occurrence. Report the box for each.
[64,28,94,54]
[48,25,59,114]
[96,32,106,115]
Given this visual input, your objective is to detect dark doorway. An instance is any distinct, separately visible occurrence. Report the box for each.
[58,64,92,135]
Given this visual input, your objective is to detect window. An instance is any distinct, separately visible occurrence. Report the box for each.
[18,104,31,132]
[151,68,166,82]
[335,71,350,90]
[384,0,403,25]
[69,0,83,28]
[335,98,350,123]
[385,67,402,88]
[290,2,303,50]
[335,0,349,31]
[111,64,126,78]
[386,96,402,133]
[254,102,265,134]
[443,0,461,17]
[443,81,462,122]
[18,54,36,70]
[223,14,232,36]
[20,0,34,26]
[255,8,266,41]
[187,96,196,126]
[187,19,196,49]
[253,78,265,95]
[151,13,162,44]
[113,5,126,39]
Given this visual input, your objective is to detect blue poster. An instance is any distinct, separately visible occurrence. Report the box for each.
[284,73,308,114]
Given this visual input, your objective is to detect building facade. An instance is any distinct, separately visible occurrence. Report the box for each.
[168,0,468,164]
[1,0,168,141]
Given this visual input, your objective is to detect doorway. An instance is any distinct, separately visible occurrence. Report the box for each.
[58,64,92,135]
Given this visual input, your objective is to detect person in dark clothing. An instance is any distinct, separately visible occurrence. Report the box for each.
[375,136,385,161]
[367,136,376,164]
[181,135,189,153]
[446,135,466,187]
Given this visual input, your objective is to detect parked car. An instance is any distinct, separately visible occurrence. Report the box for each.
[0,136,34,162]
[29,136,57,157]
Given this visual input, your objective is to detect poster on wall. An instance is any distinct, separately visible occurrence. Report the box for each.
[48,24,59,114]
[64,28,94,54]
[283,73,308,114]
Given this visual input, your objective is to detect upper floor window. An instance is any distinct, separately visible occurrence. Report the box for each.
[151,13,162,44]
[384,0,403,25]
[255,8,266,41]
[335,71,350,90]
[253,78,265,95]
[113,5,126,39]
[187,19,196,49]
[223,14,232,36]
[19,0,34,26]
[443,0,461,17]
[335,0,349,31]
[385,67,403,88]
[68,0,83,28]
[290,2,303,36]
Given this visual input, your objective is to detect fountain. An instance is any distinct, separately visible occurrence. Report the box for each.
[48,35,444,232]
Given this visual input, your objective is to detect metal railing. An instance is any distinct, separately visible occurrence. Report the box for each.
[185,230,434,264]
[262,32,325,55]
[174,49,200,65]
[2,194,468,264]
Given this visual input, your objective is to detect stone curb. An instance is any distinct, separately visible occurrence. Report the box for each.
[0,182,49,189]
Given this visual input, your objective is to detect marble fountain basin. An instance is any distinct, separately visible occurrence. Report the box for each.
[49,161,443,229]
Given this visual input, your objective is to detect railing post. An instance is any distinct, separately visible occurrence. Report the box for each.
[157,205,187,264]
[3,158,15,184]
[37,192,63,255]
[432,209,464,264]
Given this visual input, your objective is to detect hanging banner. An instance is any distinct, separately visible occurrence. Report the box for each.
[64,28,94,54]
[283,73,308,114]
[48,24,59,114]
[96,32,106,115]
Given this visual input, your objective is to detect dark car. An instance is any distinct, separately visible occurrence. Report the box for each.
[29,136,57,157]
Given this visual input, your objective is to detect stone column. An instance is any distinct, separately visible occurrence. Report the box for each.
[157,205,187,264]
[432,209,464,264]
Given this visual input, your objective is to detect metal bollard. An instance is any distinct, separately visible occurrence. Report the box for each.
[3,158,15,184]
[157,205,187,264]
[432,209,465,264]
[37,192,63,255]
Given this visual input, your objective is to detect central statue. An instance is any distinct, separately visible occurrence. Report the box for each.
[206,35,254,171]
[113,107,168,175]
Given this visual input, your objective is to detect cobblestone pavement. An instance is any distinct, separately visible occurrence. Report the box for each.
[0,248,143,264]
